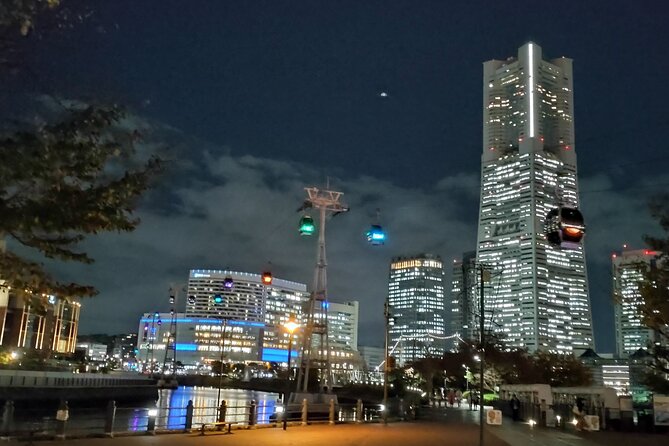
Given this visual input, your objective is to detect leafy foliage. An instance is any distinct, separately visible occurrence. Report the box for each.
[639,194,669,393]
[0,2,162,305]
[410,337,592,395]
[0,104,161,301]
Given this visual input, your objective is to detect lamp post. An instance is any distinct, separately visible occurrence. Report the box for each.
[215,318,228,419]
[462,364,470,392]
[283,317,300,430]
[383,301,390,424]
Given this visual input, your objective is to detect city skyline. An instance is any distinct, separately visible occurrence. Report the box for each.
[5,1,668,353]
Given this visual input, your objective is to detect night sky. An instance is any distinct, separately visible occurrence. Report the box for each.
[6,0,669,352]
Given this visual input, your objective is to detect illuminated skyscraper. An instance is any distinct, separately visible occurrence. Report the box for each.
[476,42,594,353]
[388,254,446,365]
[612,248,659,357]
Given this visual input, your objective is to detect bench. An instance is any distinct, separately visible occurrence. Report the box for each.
[199,421,238,435]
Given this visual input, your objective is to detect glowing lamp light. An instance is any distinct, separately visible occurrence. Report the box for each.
[528,419,537,427]
[213,294,224,304]
[147,409,158,417]
[284,319,300,334]
[572,419,578,426]
[275,406,284,413]
[379,404,386,412]
[262,271,273,285]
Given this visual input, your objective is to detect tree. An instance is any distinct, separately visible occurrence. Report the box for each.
[0,2,162,305]
[530,351,592,387]
[639,194,669,393]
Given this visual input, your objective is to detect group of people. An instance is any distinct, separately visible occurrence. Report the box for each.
[442,389,481,410]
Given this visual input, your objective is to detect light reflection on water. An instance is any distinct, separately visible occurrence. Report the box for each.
[127,386,280,431]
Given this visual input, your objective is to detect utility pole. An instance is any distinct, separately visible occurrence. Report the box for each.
[477,264,492,446]
[479,265,485,446]
[383,301,390,424]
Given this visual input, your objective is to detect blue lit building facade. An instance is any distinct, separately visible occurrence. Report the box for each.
[137,270,310,368]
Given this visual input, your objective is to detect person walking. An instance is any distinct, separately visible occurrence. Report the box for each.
[573,397,589,431]
[511,394,521,421]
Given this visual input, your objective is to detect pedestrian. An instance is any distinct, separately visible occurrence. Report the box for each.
[572,397,589,431]
[448,390,455,407]
[456,389,462,408]
[511,394,521,421]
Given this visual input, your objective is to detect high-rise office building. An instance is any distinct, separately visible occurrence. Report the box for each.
[476,42,593,353]
[327,301,359,351]
[186,269,309,362]
[388,254,446,365]
[612,248,659,357]
[449,251,477,348]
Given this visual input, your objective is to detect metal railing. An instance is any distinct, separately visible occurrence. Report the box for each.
[0,398,386,439]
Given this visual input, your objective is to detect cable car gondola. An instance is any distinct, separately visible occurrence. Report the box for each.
[544,206,585,249]
[261,271,273,285]
[223,276,234,289]
[366,224,386,246]
[299,215,315,236]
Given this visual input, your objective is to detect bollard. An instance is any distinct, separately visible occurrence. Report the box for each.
[146,407,157,435]
[329,399,335,425]
[185,400,194,431]
[1,400,14,438]
[104,400,116,438]
[248,400,257,427]
[301,399,308,426]
[356,399,363,423]
[55,400,69,440]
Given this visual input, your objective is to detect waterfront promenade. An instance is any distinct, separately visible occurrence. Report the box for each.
[30,406,667,446]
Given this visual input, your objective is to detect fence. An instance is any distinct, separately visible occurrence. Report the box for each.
[492,399,660,433]
[0,398,384,440]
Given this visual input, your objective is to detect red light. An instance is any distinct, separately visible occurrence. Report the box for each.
[565,145,570,150]
[612,253,617,258]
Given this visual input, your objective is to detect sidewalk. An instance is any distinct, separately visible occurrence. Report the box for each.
[444,404,668,446]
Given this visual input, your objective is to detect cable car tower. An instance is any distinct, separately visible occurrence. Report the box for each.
[294,186,349,397]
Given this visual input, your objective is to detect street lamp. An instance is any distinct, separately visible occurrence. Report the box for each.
[283,317,300,430]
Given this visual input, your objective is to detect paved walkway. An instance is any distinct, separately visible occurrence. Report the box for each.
[448,403,668,446]
[23,405,668,446]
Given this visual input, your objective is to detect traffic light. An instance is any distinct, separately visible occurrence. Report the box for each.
[213,294,224,304]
